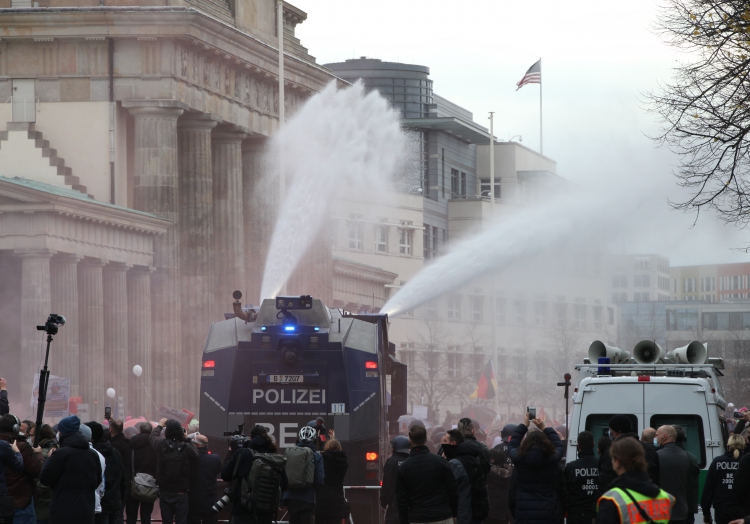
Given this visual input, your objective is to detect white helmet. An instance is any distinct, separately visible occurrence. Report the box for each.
[298,425,317,443]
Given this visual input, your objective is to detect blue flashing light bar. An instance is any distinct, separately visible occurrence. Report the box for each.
[261,326,266,331]
[284,326,296,332]
[314,327,320,331]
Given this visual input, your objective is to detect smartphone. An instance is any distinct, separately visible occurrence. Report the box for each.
[527,407,537,418]
[104,406,111,420]
[735,411,744,419]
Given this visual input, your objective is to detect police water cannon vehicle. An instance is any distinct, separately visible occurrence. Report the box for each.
[200,293,408,524]
[568,339,729,496]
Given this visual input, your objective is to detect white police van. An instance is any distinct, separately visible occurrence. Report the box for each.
[565,340,730,494]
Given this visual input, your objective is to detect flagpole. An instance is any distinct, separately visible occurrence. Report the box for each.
[539,58,543,155]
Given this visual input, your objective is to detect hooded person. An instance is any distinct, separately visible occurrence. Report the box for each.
[381,436,410,524]
[87,421,127,524]
[149,418,199,524]
[315,438,349,524]
[597,415,659,496]
[38,415,103,524]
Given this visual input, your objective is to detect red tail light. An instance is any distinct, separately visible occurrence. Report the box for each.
[365,361,378,369]
[637,375,650,382]
[366,452,378,461]
[203,360,215,368]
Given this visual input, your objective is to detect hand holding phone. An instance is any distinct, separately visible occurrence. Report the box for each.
[527,407,537,419]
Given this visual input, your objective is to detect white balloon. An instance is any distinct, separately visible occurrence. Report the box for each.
[133,365,143,377]
[106,388,116,399]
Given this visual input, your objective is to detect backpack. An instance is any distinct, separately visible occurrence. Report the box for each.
[284,445,314,490]
[234,450,286,513]
[457,455,490,521]
[159,439,189,485]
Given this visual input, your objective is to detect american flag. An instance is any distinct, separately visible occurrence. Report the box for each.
[516,59,541,90]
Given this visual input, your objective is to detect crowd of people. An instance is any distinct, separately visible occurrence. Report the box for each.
[385,411,750,524]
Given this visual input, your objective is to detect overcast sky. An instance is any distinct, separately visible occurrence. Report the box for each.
[291,0,750,266]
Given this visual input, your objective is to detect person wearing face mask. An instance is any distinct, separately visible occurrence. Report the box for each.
[597,415,660,498]
[656,425,690,524]
[440,430,472,524]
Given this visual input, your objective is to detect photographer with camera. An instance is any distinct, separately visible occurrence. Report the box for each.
[187,435,221,524]
[220,425,287,524]
[0,413,43,523]
[150,418,199,524]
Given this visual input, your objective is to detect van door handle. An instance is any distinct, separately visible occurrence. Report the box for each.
[582,386,596,392]
[706,439,721,447]
[693,386,706,393]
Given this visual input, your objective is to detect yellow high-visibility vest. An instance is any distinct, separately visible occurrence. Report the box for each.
[597,486,675,524]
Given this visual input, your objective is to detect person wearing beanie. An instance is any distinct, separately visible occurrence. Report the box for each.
[39,415,102,524]
[149,418,198,524]
[78,423,107,519]
[86,421,126,524]
[597,415,660,498]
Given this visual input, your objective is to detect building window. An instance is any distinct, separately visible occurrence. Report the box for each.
[634,275,651,288]
[480,178,501,200]
[495,297,505,324]
[401,350,415,369]
[607,307,615,325]
[423,225,431,259]
[612,275,628,288]
[534,301,547,326]
[447,295,460,320]
[375,224,388,253]
[471,296,483,322]
[347,217,363,250]
[515,300,526,325]
[634,292,650,301]
[432,226,438,258]
[473,350,484,373]
[574,304,586,329]
[635,258,650,270]
[451,168,460,198]
[446,353,459,378]
[594,306,602,330]
[555,303,567,327]
[399,222,413,255]
[683,278,696,293]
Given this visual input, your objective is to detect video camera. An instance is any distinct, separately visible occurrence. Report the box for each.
[36,314,66,336]
[276,296,313,310]
[223,424,249,451]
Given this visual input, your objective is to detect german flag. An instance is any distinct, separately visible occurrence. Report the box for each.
[470,359,497,400]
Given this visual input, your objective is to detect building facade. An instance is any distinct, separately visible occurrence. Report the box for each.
[670,262,750,303]
[608,254,671,303]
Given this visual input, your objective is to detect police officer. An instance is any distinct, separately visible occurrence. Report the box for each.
[564,431,599,524]
[597,437,674,524]
[701,434,746,524]
[380,436,410,524]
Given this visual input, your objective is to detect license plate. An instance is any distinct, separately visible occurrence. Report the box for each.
[266,375,304,384]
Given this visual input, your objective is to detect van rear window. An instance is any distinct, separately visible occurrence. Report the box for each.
[650,415,706,468]
[585,414,638,457]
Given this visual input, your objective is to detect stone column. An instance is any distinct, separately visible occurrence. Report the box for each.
[103,263,129,416]
[124,100,186,411]
[178,114,218,413]
[51,254,81,398]
[128,266,152,419]
[212,126,247,315]
[17,250,53,405]
[78,259,105,413]
[242,137,272,305]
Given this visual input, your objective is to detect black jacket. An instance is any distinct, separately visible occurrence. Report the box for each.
[507,424,565,524]
[395,446,458,524]
[563,450,599,524]
[462,435,491,475]
[92,440,127,512]
[597,433,659,497]
[737,451,750,514]
[109,433,131,486]
[130,433,157,476]
[487,463,513,522]
[596,470,663,524]
[702,450,744,518]
[316,450,348,519]
[220,435,287,516]
[149,423,199,493]
[657,442,690,520]
[38,432,103,524]
[455,440,490,521]
[0,434,42,509]
[380,452,409,510]
[189,447,222,514]
[0,391,8,417]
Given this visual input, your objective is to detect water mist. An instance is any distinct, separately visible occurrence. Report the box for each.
[259,81,405,302]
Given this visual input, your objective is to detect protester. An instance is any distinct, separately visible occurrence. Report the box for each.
[0,423,22,523]
[674,425,700,524]
[0,378,8,417]
[0,413,42,524]
[281,425,324,524]
[485,445,513,524]
[507,412,565,524]
[440,430,471,524]
[597,436,612,459]
[315,438,348,524]
[80,423,107,521]
[395,425,458,524]
[380,436,410,524]
[564,431,599,524]
[596,437,674,524]
[700,434,745,524]
[150,418,199,524]
[38,415,103,524]
[87,421,127,524]
[737,439,750,515]
[19,421,34,444]
[642,428,657,449]
[457,418,491,475]
[221,424,286,524]
[34,424,58,524]
[598,415,659,495]
[454,428,490,524]
[306,417,328,450]
[656,425,690,523]
[187,435,221,524]
[127,423,157,524]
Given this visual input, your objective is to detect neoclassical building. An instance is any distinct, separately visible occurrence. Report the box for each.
[0,0,343,418]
